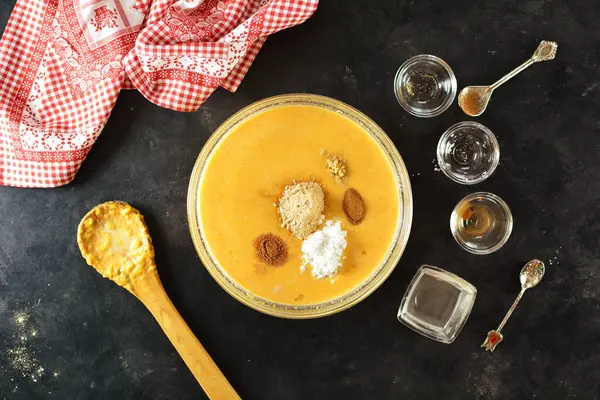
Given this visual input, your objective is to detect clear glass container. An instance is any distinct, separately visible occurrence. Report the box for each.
[394,55,457,118]
[398,265,477,344]
[187,94,414,319]
[450,192,513,255]
[436,121,500,185]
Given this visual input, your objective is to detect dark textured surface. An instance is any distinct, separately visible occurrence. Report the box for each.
[1,0,599,399]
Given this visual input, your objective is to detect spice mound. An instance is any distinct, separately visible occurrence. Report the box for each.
[278,182,325,239]
[301,220,347,279]
[343,188,366,225]
[322,150,348,180]
[254,233,288,266]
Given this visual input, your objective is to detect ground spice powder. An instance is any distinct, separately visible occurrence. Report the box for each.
[321,150,348,180]
[459,89,488,116]
[254,233,288,266]
[277,181,325,239]
[343,188,366,225]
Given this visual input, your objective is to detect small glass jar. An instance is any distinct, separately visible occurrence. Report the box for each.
[394,55,457,118]
[437,121,500,185]
[398,265,477,344]
[450,192,513,255]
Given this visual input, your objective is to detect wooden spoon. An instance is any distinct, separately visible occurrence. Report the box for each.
[77,201,240,400]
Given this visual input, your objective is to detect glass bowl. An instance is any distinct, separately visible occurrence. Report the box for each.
[394,55,457,118]
[450,192,513,255]
[398,265,477,344]
[436,121,500,185]
[187,94,413,318]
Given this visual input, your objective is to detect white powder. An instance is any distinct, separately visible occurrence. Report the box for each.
[301,220,347,279]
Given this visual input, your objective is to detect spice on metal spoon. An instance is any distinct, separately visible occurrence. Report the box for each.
[458,88,490,117]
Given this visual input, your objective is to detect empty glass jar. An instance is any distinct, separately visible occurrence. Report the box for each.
[398,265,477,344]
[437,121,500,185]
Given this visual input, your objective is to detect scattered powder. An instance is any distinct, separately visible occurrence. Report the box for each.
[7,347,45,382]
[14,311,29,326]
[2,304,62,397]
[432,158,441,172]
[278,182,325,239]
[5,309,45,384]
[301,220,347,279]
[253,233,288,266]
[343,188,366,225]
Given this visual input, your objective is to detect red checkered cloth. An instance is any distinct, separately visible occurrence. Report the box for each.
[0,0,318,188]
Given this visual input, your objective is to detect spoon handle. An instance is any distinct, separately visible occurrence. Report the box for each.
[490,59,534,90]
[141,278,241,400]
[496,287,527,332]
[490,41,557,90]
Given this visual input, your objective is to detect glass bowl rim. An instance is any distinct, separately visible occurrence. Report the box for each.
[187,93,414,319]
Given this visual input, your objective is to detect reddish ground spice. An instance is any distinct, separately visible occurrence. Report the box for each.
[253,233,288,266]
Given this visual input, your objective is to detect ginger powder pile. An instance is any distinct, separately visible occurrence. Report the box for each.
[277,182,325,239]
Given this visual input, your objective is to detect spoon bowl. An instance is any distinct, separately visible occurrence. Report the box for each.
[77,201,240,400]
[520,259,545,289]
[77,201,156,295]
[458,86,493,117]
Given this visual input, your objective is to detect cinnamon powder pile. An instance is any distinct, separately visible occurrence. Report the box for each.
[254,233,288,266]
[343,188,366,225]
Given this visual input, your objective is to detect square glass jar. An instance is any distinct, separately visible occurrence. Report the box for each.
[398,265,477,344]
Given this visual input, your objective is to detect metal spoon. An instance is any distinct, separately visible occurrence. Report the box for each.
[458,41,558,117]
[481,259,545,352]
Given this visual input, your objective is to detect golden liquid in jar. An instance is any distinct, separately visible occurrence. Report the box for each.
[456,201,495,238]
[452,193,512,254]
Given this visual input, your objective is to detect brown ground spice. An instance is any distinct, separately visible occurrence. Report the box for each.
[343,188,366,225]
[277,181,325,239]
[459,89,487,116]
[253,233,288,266]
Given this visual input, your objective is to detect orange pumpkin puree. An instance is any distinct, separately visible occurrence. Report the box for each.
[199,105,399,304]
[77,201,155,291]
